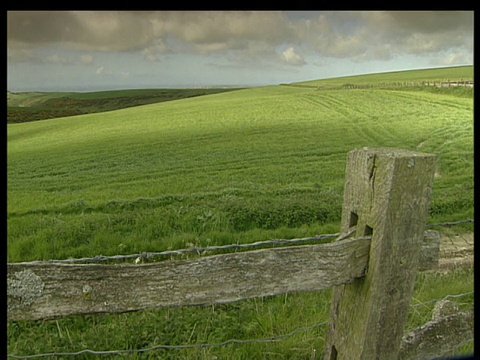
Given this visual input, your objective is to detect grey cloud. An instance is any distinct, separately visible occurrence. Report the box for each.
[300,11,472,62]
[7,11,301,67]
[386,11,473,34]
[164,11,295,47]
[8,11,81,44]
[7,11,293,52]
[7,11,473,65]
[8,11,160,52]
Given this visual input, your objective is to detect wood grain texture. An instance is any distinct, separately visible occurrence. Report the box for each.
[324,148,437,360]
[8,237,371,321]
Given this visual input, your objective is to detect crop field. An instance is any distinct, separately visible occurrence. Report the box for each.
[7,66,473,358]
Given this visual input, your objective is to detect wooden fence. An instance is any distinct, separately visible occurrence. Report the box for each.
[7,147,473,359]
[426,80,474,87]
[282,79,474,90]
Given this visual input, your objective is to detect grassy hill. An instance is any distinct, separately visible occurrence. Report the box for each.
[7,88,242,123]
[290,65,473,87]
[7,66,473,358]
[8,66,474,260]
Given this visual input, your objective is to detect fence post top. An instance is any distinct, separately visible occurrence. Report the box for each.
[354,147,436,159]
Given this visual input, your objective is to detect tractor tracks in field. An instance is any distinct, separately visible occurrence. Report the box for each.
[387,91,473,111]
[301,92,354,119]
[299,91,400,145]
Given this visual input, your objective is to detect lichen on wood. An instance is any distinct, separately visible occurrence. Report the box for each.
[8,269,45,310]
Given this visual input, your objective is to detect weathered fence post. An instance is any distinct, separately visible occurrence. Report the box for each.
[323,147,436,360]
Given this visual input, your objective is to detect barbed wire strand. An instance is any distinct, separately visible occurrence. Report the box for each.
[7,321,330,359]
[12,233,341,265]
[7,290,473,359]
[12,230,359,265]
[410,291,474,308]
[426,218,473,227]
[12,218,473,265]
[8,295,474,360]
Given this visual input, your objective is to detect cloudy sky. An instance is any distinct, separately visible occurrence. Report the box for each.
[7,11,474,91]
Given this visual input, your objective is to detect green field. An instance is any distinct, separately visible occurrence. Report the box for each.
[292,65,473,87]
[7,66,474,358]
[7,88,241,123]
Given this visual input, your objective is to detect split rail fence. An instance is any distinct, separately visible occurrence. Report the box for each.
[7,147,474,359]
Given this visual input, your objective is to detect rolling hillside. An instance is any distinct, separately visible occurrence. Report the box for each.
[7,66,474,358]
[290,65,473,87]
[7,88,241,123]
[8,66,473,262]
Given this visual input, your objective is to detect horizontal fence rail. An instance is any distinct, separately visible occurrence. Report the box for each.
[8,235,372,321]
[8,228,445,322]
